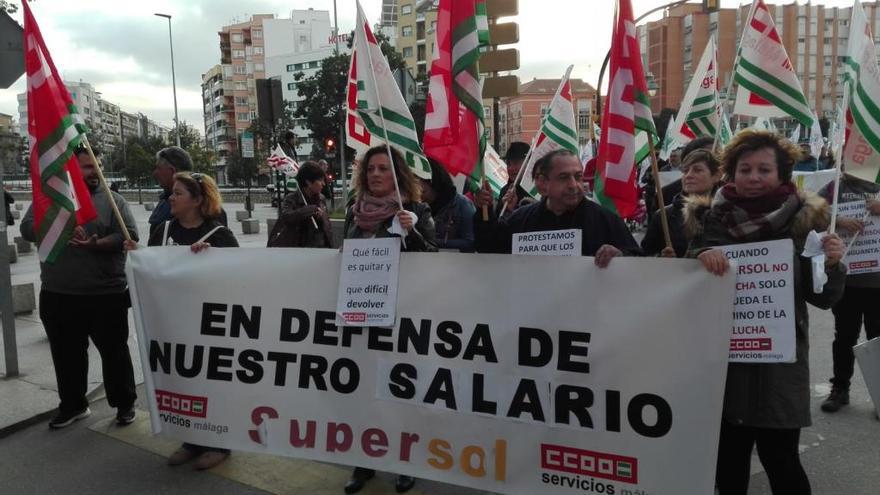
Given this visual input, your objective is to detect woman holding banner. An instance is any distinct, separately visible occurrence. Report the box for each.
[342,145,435,493]
[642,149,722,257]
[688,130,846,495]
[125,171,237,470]
[419,159,475,252]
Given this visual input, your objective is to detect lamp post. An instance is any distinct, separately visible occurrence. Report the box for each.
[155,13,181,147]
[332,0,347,206]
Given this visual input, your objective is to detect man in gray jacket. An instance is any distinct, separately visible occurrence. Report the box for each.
[21,146,139,428]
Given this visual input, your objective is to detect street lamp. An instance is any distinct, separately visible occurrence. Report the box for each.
[155,13,181,147]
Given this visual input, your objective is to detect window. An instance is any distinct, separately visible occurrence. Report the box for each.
[237,112,250,122]
[299,19,306,25]
[232,33,242,43]
[288,82,297,90]
[234,65,246,74]
[287,64,296,72]
[401,4,412,15]
[402,25,413,37]
[541,103,549,117]
[254,47,263,55]
[235,96,248,106]
[252,29,262,38]
[235,81,247,90]
[402,46,414,58]
[255,63,264,72]
[232,49,245,59]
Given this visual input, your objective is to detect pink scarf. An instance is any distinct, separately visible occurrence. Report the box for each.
[353,193,405,232]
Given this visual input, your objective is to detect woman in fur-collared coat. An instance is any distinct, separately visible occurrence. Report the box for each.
[686,130,846,495]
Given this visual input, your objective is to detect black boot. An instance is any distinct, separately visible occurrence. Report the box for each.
[821,387,850,413]
[395,474,416,493]
[344,467,375,494]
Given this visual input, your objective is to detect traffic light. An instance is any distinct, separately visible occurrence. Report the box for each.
[325,137,336,157]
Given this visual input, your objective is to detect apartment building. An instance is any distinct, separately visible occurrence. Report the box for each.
[396,0,438,77]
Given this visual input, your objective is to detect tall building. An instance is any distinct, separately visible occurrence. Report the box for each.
[379,0,400,43]
[202,9,335,167]
[640,1,880,123]
[16,81,168,166]
[396,0,439,77]
[497,78,596,156]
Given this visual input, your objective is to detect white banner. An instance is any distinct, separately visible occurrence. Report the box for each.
[837,201,880,274]
[127,248,735,495]
[719,239,796,363]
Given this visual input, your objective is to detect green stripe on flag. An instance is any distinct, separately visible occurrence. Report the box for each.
[735,75,813,126]
[737,58,809,106]
[547,114,578,141]
[692,94,715,107]
[379,107,417,131]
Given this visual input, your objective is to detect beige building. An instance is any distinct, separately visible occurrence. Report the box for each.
[396,0,438,77]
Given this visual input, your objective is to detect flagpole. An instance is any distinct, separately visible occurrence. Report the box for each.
[499,132,539,217]
[647,134,673,250]
[715,0,755,154]
[79,135,132,241]
[828,81,850,234]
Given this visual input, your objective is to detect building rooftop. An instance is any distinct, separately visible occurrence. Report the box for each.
[519,78,595,94]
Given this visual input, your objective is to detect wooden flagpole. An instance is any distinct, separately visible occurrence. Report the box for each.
[647,134,673,251]
[79,135,132,241]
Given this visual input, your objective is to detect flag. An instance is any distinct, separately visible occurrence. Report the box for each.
[23,2,96,263]
[672,38,719,143]
[482,145,509,198]
[595,0,658,218]
[789,123,801,144]
[519,65,580,198]
[580,140,594,168]
[808,113,824,159]
[843,0,880,182]
[424,0,488,188]
[733,0,813,127]
[659,117,680,162]
[752,116,775,132]
[350,1,430,178]
[719,108,734,147]
[267,144,300,177]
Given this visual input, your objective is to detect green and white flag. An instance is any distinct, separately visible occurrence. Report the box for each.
[518,65,579,198]
[659,117,680,161]
[352,1,430,178]
[733,0,814,128]
[672,38,719,143]
[844,0,880,174]
[789,123,801,143]
[719,108,734,147]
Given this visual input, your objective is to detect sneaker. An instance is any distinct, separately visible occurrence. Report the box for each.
[49,407,91,429]
[116,407,136,426]
[821,388,850,413]
[192,451,230,470]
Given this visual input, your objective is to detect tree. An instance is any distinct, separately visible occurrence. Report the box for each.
[225,152,258,187]
[0,1,18,14]
[294,30,406,160]
[167,121,202,150]
[120,142,154,184]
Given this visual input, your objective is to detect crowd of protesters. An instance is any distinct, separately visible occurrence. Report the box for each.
[19,126,879,495]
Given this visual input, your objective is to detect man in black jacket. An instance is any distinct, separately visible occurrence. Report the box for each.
[474,149,641,266]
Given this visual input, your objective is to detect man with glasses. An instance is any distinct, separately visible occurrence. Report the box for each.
[473,149,640,267]
[149,146,226,235]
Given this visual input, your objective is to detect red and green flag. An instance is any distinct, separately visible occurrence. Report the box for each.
[424,0,488,189]
[594,0,658,218]
[23,2,96,263]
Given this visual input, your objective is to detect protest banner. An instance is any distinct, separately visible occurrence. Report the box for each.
[336,238,401,326]
[837,201,880,274]
[855,336,880,417]
[127,249,735,495]
[718,239,796,363]
[512,229,581,257]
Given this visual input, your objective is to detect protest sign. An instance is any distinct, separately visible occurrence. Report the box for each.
[855,337,880,417]
[127,249,735,495]
[837,201,880,274]
[512,229,581,257]
[793,170,837,193]
[336,238,401,326]
[719,239,796,363]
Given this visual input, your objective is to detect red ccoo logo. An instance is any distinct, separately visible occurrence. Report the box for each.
[155,389,208,418]
[541,443,638,484]
[343,312,367,322]
[731,338,771,351]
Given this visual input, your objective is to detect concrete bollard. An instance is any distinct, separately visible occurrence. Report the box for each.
[12,283,36,315]
[14,203,23,211]
[267,218,277,233]
[144,202,155,211]
[7,243,18,264]
[241,218,260,234]
[11,210,20,219]
[235,210,251,221]
[13,236,32,254]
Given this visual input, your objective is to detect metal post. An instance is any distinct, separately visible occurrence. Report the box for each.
[333,0,347,207]
[156,13,181,147]
[0,172,19,377]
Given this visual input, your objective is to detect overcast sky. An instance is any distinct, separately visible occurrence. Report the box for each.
[0,0,858,132]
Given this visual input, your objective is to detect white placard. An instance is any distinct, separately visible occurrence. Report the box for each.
[837,201,880,274]
[126,249,736,495]
[855,337,880,416]
[719,239,796,363]
[336,238,400,326]
[512,229,581,257]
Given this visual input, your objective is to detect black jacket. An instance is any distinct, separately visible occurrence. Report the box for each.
[267,192,334,248]
[641,194,688,257]
[474,197,642,256]
[4,190,13,226]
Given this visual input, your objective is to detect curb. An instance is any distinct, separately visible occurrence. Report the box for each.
[0,384,105,440]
